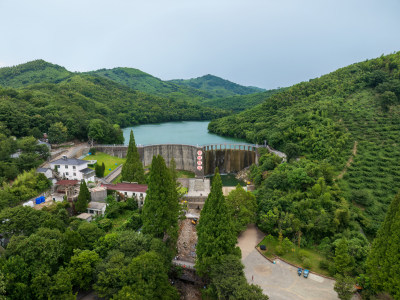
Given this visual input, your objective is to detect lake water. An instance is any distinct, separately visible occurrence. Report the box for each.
[122,121,250,146]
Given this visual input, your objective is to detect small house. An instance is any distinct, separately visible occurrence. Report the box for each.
[76,213,93,222]
[87,202,107,216]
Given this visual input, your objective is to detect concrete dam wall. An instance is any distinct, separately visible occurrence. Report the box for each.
[202,144,258,175]
[94,144,259,176]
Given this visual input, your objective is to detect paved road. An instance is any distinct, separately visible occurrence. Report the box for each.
[237,225,338,300]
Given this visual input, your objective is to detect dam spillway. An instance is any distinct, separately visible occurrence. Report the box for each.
[94,143,260,177]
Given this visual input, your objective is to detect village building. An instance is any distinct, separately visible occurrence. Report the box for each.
[36,167,57,185]
[76,213,93,222]
[51,180,79,202]
[49,156,95,182]
[87,202,107,216]
[102,182,148,208]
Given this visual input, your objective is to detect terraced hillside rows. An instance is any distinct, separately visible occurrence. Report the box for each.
[209,52,400,236]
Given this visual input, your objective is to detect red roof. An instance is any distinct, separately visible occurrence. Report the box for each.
[102,183,148,193]
[56,180,79,186]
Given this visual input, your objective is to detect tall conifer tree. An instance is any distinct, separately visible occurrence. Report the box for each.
[366,193,400,298]
[121,130,145,184]
[142,155,179,243]
[75,181,90,213]
[195,168,238,276]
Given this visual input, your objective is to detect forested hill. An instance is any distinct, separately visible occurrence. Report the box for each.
[86,67,213,103]
[169,74,265,98]
[202,87,286,113]
[0,73,228,143]
[209,52,400,235]
[0,59,71,88]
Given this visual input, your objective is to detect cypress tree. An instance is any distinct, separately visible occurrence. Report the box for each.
[195,168,238,276]
[101,162,105,177]
[75,181,91,213]
[142,155,179,243]
[334,238,352,276]
[121,130,145,184]
[366,193,400,297]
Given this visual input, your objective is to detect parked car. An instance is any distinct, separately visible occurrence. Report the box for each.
[303,269,310,278]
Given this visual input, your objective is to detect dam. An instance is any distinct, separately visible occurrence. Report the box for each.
[94,143,261,177]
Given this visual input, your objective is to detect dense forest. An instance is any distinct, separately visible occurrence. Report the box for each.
[169,74,265,98]
[210,52,400,238]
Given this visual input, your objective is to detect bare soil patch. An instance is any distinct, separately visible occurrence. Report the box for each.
[177,219,198,263]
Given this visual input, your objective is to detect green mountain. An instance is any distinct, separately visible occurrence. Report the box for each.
[0,59,71,88]
[169,74,265,98]
[209,52,400,236]
[85,67,213,102]
[0,71,228,143]
[202,87,286,113]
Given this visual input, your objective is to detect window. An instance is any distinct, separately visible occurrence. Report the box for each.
[66,172,69,176]
[140,193,143,197]
[89,210,94,214]
[73,173,76,176]
[73,166,76,170]
[55,165,60,169]
[133,193,136,196]
[125,192,127,195]
[65,165,68,169]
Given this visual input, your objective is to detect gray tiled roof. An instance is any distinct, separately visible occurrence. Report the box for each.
[37,168,51,172]
[51,158,87,166]
[81,168,95,174]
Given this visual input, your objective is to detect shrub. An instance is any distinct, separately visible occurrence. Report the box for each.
[302,258,312,269]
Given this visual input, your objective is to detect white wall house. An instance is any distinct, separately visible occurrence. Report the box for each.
[50,156,95,182]
[87,202,107,216]
[102,183,148,208]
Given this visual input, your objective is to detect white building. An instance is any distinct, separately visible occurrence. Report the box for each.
[36,167,57,185]
[102,183,148,208]
[87,202,107,216]
[50,156,95,182]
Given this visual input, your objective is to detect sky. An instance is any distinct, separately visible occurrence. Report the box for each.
[0,0,399,89]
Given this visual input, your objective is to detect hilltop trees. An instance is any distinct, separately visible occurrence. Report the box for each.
[366,193,400,298]
[142,155,179,244]
[195,168,238,276]
[75,181,90,213]
[121,130,145,184]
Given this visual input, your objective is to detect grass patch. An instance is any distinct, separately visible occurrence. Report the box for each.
[258,235,331,276]
[176,170,195,178]
[111,210,134,230]
[83,152,125,176]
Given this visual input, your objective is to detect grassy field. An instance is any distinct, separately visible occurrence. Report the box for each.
[84,152,126,176]
[176,170,195,178]
[258,235,331,276]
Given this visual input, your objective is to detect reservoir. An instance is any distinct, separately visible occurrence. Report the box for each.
[122,121,251,146]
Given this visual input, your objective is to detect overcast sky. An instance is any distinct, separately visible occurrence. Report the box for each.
[0,0,399,89]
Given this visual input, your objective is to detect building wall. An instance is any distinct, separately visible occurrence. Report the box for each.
[50,162,94,182]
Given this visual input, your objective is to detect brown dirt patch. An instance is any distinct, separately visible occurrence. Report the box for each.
[177,219,198,263]
[337,141,358,180]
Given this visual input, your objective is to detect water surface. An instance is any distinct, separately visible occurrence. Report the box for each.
[122,121,250,146]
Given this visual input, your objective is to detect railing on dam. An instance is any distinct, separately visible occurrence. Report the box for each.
[93,143,285,176]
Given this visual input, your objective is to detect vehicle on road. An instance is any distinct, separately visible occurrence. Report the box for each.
[191,218,198,225]
[297,268,302,276]
[303,269,309,278]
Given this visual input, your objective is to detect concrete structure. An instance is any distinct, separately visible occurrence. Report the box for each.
[183,178,210,210]
[90,186,107,202]
[238,225,338,300]
[50,156,95,182]
[87,202,107,216]
[102,183,148,208]
[76,213,93,222]
[94,143,261,177]
[51,193,65,202]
